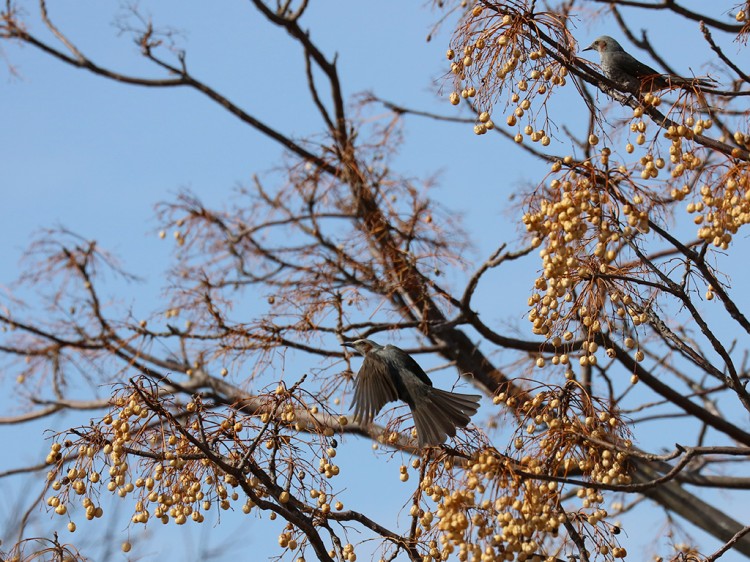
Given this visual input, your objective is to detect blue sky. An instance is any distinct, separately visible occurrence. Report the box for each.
[2,1,749,561]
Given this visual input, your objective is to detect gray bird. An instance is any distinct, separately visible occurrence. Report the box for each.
[583,35,716,94]
[344,339,481,448]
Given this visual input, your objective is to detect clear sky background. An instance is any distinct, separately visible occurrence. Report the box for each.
[1,1,748,561]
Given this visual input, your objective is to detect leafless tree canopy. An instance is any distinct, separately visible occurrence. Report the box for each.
[2,1,750,561]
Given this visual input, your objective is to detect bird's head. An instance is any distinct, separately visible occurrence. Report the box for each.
[583,36,623,55]
[343,338,381,356]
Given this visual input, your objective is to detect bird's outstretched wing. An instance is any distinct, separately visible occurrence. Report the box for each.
[351,353,398,425]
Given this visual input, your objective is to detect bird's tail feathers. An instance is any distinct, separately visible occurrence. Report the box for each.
[674,75,717,89]
[411,388,481,448]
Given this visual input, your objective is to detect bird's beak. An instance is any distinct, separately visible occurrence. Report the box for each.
[342,341,355,348]
[582,43,594,52]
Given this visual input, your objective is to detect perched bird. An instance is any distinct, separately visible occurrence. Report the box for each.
[583,35,716,94]
[344,339,481,448]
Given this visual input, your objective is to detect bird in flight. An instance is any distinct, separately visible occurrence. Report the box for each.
[344,339,481,448]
